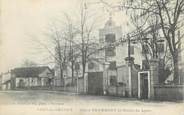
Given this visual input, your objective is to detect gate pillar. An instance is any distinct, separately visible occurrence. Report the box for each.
[149,59,159,99]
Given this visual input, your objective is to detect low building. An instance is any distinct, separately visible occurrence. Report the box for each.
[10,66,54,89]
[1,71,11,90]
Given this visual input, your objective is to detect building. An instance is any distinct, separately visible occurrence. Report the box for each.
[53,16,184,100]
[54,43,105,93]
[0,66,54,90]
[1,71,11,90]
[99,17,143,66]
[53,17,145,95]
[98,17,143,97]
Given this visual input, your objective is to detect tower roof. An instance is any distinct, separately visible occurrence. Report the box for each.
[104,16,116,28]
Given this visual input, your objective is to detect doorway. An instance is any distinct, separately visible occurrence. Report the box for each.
[88,72,103,95]
[18,79,25,88]
[138,71,150,99]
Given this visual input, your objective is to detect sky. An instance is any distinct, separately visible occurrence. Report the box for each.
[0,0,131,73]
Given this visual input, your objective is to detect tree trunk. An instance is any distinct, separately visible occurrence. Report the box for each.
[82,62,86,78]
[59,64,64,87]
[71,61,74,85]
[173,53,179,84]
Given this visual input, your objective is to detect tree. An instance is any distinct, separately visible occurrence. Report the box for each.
[21,59,37,67]
[31,0,103,87]
[64,14,79,85]
[41,24,68,87]
[65,1,100,79]
[79,1,93,78]
[54,35,67,87]
[129,13,174,83]
[121,0,184,83]
[100,0,184,83]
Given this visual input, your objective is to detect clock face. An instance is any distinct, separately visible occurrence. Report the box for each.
[88,62,95,69]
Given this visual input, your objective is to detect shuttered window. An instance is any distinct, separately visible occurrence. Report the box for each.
[130,45,134,55]
[157,43,164,53]
[142,60,149,70]
[109,61,116,70]
[105,46,116,56]
[105,34,115,43]
[142,44,149,54]
[110,76,117,86]
[88,62,95,70]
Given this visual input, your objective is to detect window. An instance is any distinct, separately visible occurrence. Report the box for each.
[159,59,164,68]
[130,45,134,55]
[110,76,117,86]
[157,43,164,53]
[105,34,115,43]
[88,62,95,69]
[142,60,149,70]
[63,64,67,70]
[109,61,116,70]
[105,46,116,57]
[142,44,149,54]
[105,34,116,57]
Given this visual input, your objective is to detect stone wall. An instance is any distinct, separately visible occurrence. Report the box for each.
[107,86,126,97]
[154,85,184,101]
[131,66,139,97]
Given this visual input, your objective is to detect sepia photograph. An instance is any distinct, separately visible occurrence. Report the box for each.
[0,0,184,115]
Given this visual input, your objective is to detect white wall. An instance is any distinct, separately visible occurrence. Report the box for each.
[15,77,38,87]
[1,72,11,84]
[99,21,143,67]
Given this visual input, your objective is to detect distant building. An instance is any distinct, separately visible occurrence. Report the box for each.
[53,17,144,95]
[11,66,54,89]
[98,17,143,96]
[53,16,180,99]
[0,66,54,90]
[1,71,11,90]
[99,17,143,66]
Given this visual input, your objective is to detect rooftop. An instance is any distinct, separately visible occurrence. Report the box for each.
[11,66,54,78]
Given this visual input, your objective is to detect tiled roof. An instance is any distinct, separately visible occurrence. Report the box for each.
[11,66,51,78]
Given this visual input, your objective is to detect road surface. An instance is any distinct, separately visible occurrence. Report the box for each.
[0,90,183,115]
[0,90,182,104]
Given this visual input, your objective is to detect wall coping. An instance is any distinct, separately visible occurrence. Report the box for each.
[154,84,184,88]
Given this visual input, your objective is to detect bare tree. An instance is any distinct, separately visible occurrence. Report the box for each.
[64,14,79,85]
[100,0,184,83]
[123,0,184,84]
[29,22,70,87]
[30,0,103,87]
[21,59,37,67]
[67,1,100,79]
[54,36,67,87]
[99,0,184,83]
